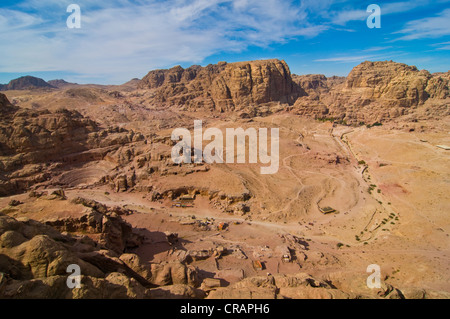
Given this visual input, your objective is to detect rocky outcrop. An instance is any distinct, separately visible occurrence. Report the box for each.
[0,107,98,196]
[0,76,56,91]
[0,216,103,281]
[138,59,448,124]
[0,101,144,196]
[0,107,98,160]
[0,93,17,113]
[207,273,336,299]
[138,59,302,111]
[44,197,143,254]
[292,61,449,125]
[0,215,203,299]
[344,61,432,107]
[426,71,450,99]
[2,215,449,299]
[292,74,345,98]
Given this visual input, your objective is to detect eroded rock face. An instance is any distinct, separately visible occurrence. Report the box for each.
[0,216,104,282]
[292,61,449,125]
[0,102,142,196]
[139,59,448,124]
[0,94,17,113]
[345,61,431,107]
[426,71,450,99]
[138,59,302,111]
[2,215,448,299]
[0,108,98,159]
[0,215,202,299]
[0,106,99,196]
[44,197,143,254]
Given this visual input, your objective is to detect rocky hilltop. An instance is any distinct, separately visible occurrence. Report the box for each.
[138,59,302,111]
[47,79,76,89]
[137,59,448,124]
[293,61,449,124]
[0,76,56,91]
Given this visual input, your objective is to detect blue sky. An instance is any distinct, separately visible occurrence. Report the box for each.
[0,0,449,84]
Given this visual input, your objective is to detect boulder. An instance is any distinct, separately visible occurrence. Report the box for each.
[149,262,199,287]
[0,235,104,280]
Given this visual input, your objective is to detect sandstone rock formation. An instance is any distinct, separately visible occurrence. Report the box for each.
[0,106,98,196]
[137,59,448,125]
[44,197,143,254]
[0,93,16,111]
[0,99,145,196]
[138,59,302,111]
[0,214,203,299]
[293,61,449,125]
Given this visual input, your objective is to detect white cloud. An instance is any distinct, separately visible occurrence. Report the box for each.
[314,55,377,63]
[393,9,450,41]
[1,0,448,83]
[0,8,44,30]
[0,0,328,83]
[362,46,394,52]
[331,9,367,26]
[314,49,412,64]
[432,41,450,51]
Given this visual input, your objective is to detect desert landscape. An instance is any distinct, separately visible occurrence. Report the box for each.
[0,59,449,299]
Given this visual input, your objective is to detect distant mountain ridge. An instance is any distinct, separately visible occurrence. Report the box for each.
[47,79,77,88]
[1,60,448,125]
[0,76,56,91]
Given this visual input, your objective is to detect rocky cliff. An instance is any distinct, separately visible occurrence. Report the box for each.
[293,61,449,124]
[0,94,145,196]
[138,59,448,124]
[138,59,302,111]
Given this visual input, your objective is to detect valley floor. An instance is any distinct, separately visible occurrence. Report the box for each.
[2,113,449,296]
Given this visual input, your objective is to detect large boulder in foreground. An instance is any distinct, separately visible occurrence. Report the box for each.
[0,215,202,299]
